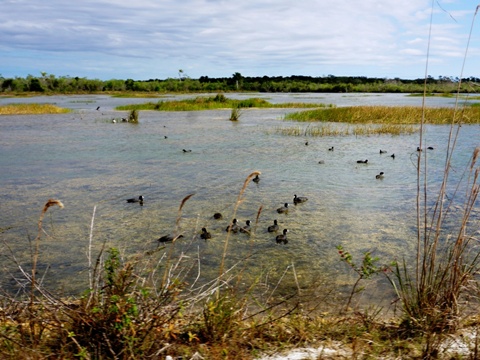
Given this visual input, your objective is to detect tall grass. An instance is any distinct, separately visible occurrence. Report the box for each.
[116,94,328,111]
[0,103,70,115]
[285,105,480,124]
[272,123,418,137]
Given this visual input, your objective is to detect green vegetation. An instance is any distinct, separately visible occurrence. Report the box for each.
[229,106,241,121]
[1,72,479,94]
[285,105,480,124]
[115,94,325,111]
[0,103,70,115]
[127,109,139,123]
[272,123,418,137]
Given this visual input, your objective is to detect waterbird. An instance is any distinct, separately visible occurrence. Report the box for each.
[121,117,128,122]
[391,153,395,159]
[305,141,309,146]
[318,160,325,164]
[328,147,334,151]
[200,227,211,240]
[182,149,192,153]
[277,203,289,214]
[268,219,279,233]
[356,159,368,164]
[240,220,251,234]
[293,194,308,204]
[213,212,223,220]
[376,172,385,179]
[225,218,240,233]
[126,195,144,203]
[112,119,116,123]
[96,106,100,111]
[428,146,434,150]
[276,229,288,244]
[252,174,260,183]
[157,234,183,243]
[379,149,387,154]
[417,147,422,152]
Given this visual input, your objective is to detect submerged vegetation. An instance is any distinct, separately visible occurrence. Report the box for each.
[0,103,70,115]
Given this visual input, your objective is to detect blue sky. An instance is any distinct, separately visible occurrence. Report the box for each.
[1,0,479,80]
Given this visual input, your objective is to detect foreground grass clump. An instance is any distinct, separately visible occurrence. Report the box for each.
[116,93,327,111]
[285,106,480,124]
[0,103,70,115]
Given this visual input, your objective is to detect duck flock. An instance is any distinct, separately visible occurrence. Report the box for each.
[125,144,435,248]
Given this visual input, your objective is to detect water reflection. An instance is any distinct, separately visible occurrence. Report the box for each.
[0,93,478,297]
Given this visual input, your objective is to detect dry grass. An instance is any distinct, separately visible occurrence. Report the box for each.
[271,123,418,137]
[0,103,70,115]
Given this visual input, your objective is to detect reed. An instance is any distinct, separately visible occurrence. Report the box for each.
[272,123,417,137]
[0,103,70,115]
[285,105,480,125]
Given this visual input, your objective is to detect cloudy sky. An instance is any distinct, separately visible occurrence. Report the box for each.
[1,0,479,80]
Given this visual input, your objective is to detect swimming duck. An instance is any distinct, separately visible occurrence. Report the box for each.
[328,147,334,151]
[213,212,223,220]
[318,160,325,164]
[268,219,279,233]
[391,153,395,159]
[277,203,289,214]
[276,229,288,244]
[157,234,184,243]
[225,218,240,233]
[427,146,434,150]
[293,194,308,204]
[376,172,385,179]
[240,220,251,234]
[417,147,422,152]
[252,175,260,183]
[126,195,144,203]
[356,159,368,164]
[305,141,309,146]
[379,150,387,154]
[182,149,192,153]
[200,227,211,240]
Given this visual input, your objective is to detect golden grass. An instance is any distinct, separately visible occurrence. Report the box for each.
[0,103,70,115]
[272,123,418,137]
[285,106,480,125]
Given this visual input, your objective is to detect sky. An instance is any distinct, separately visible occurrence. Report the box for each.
[1,0,479,81]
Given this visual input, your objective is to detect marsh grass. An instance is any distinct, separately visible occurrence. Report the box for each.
[285,106,480,125]
[0,103,70,115]
[116,94,327,111]
[272,123,418,137]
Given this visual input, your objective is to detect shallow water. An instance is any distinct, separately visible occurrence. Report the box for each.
[0,93,479,298]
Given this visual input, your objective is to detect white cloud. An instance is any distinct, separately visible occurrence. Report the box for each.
[0,0,478,79]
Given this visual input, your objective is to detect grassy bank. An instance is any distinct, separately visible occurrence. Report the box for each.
[285,106,480,124]
[0,103,70,115]
[116,94,328,111]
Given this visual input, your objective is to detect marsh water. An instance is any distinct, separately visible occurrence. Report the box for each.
[1,93,479,299]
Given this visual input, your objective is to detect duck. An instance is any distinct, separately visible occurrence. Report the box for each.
[182,149,192,153]
[391,153,395,159]
[328,146,334,151]
[318,160,325,164]
[293,194,308,204]
[356,159,368,164]
[268,219,279,233]
[417,147,422,152]
[379,150,387,154]
[277,203,289,214]
[252,174,260,183]
[200,227,211,240]
[427,146,434,150]
[157,234,184,243]
[213,212,223,220]
[305,141,309,146]
[276,229,288,244]
[126,195,144,203]
[225,218,240,233]
[376,172,385,179]
[240,220,251,234]
[112,119,116,123]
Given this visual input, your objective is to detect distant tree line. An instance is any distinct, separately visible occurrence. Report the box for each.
[0,72,479,94]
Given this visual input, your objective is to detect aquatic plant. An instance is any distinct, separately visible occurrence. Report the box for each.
[0,103,70,115]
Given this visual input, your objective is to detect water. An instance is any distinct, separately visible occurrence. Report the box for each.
[1,93,479,297]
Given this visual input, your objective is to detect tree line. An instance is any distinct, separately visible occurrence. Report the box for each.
[1,72,479,94]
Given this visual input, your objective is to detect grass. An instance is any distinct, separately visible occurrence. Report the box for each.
[0,103,70,115]
[272,123,418,137]
[115,93,328,111]
[284,105,480,125]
